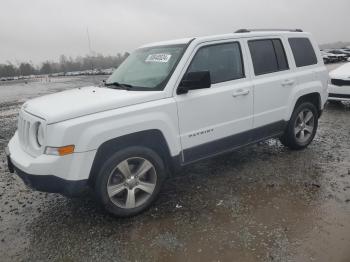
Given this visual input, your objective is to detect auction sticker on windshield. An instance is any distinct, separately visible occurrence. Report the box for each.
[145,54,172,63]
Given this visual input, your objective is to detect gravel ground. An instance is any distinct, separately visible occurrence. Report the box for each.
[1,67,350,262]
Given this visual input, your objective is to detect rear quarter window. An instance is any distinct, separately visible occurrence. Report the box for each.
[288,38,318,67]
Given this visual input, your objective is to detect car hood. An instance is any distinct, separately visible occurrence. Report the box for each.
[330,62,350,80]
[23,86,166,124]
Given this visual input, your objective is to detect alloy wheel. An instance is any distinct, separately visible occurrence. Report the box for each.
[107,157,157,209]
[294,109,315,144]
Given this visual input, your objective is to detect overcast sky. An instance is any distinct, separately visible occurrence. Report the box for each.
[1,0,349,65]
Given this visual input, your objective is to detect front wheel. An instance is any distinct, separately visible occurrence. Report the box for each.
[280,102,318,150]
[94,146,166,217]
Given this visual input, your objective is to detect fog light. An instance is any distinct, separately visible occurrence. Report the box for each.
[45,145,75,156]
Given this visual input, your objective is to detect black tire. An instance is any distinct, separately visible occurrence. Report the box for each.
[280,102,318,150]
[94,146,166,217]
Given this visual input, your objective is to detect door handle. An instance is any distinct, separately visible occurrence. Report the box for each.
[232,89,250,97]
[281,79,295,86]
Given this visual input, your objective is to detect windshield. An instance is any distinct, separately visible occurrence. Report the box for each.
[106,44,186,91]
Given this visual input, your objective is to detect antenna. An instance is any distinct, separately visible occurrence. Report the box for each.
[86,27,92,54]
[86,27,94,73]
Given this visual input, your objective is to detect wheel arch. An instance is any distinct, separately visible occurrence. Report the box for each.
[295,92,322,116]
[88,129,180,186]
[288,92,322,120]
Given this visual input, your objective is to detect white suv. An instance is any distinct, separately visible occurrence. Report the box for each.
[6,29,328,217]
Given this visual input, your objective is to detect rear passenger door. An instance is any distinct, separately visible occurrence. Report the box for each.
[246,37,294,136]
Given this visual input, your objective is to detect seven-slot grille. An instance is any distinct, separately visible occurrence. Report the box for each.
[17,110,44,156]
[18,113,31,151]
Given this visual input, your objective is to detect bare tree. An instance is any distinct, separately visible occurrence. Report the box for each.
[0,52,130,77]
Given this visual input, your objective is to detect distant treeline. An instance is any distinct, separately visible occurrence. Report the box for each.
[0,52,129,78]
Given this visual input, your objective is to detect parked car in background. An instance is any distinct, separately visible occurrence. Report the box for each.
[327,50,348,61]
[339,49,350,56]
[321,51,339,63]
[321,51,330,64]
[6,29,329,217]
[329,62,350,102]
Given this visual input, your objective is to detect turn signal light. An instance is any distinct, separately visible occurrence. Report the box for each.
[45,145,75,156]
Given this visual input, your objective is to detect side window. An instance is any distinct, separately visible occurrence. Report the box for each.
[288,38,318,67]
[187,42,244,84]
[248,39,289,75]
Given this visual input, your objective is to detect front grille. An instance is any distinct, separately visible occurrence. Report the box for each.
[331,78,350,86]
[17,110,44,157]
[18,114,31,151]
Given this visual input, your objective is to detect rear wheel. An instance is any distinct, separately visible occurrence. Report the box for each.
[94,146,166,217]
[280,102,318,150]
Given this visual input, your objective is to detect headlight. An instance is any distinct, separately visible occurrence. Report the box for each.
[36,122,45,147]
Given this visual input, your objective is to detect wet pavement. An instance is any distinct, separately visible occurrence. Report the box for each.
[1,69,350,262]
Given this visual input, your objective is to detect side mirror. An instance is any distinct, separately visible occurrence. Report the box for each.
[177,71,211,95]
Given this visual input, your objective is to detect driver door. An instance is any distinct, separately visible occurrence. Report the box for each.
[175,40,254,163]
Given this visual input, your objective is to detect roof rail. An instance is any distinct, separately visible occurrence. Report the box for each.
[235,29,303,33]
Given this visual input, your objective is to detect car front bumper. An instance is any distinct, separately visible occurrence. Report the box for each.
[328,84,350,101]
[5,133,96,196]
[328,94,350,101]
[5,146,89,197]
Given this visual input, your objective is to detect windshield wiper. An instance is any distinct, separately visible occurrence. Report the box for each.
[105,81,133,90]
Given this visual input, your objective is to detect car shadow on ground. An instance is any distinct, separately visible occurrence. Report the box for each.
[21,138,327,261]
[2,98,350,261]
